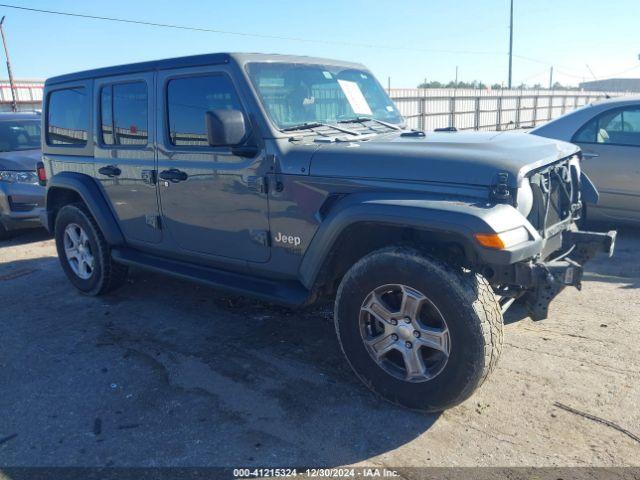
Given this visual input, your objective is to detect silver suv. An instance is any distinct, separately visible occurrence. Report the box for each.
[0,112,44,239]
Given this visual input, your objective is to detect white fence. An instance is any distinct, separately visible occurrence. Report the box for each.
[388,88,630,132]
[0,79,631,132]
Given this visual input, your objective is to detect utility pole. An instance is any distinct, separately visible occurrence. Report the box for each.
[549,66,553,90]
[0,17,18,112]
[455,66,459,86]
[508,0,514,89]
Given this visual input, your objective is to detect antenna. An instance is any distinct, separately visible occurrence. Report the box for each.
[586,64,611,99]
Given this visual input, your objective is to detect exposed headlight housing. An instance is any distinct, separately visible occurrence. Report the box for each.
[474,226,531,250]
[516,180,534,218]
[0,170,39,185]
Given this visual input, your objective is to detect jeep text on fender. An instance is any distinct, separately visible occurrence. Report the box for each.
[274,232,302,247]
[40,53,616,411]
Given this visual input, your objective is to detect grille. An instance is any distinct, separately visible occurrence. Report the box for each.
[527,158,577,236]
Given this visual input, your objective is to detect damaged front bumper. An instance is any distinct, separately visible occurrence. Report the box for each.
[516,229,616,320]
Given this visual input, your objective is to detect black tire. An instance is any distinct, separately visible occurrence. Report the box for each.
[54,203,128,295]
[334,246,503,412]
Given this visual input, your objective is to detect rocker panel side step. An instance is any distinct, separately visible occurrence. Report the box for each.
[111,247,311,307]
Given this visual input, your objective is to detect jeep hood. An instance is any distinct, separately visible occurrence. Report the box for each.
[309,131,578,188]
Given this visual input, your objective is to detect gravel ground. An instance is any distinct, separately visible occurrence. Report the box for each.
[0,225,638,468]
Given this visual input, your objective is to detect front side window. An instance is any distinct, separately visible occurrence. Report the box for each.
[167,74,243,147]
[100,82,148,146]
[0,120,41,152]
[246,62,402,129]
[573,107,640,146]
[47,87,88,146]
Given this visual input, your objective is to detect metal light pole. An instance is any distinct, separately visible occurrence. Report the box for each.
[0,16,18,112]
[508,0,514,89]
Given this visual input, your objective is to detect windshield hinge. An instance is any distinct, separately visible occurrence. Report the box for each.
[490,172,512,202]
[247,176,268,194]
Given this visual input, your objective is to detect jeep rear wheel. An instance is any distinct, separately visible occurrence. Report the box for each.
[334,247,503,411]
[54,204,128,295]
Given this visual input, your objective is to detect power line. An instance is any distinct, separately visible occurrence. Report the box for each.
[0,3,503,57]
[3,2,635,84]
[605,64,640,78]
[516,68,549,85]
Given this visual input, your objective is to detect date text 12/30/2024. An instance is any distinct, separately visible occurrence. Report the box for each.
[233,467,400,477]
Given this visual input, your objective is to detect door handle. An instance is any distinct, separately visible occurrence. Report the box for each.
[98,165,122,177]
[582,152,599,159]
[159,168,188,183]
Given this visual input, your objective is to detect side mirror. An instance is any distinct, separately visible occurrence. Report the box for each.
[205,109,248,147]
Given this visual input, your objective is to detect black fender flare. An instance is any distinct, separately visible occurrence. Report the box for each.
[44,172,125,246]
[580,172,599,205]
[298,193,541,290]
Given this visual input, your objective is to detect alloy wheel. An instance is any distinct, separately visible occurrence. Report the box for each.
[359,284,451,382]
[63,223,95,280]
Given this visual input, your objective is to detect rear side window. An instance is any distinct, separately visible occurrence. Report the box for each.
[47,87,89,146]
[573,106,640,146]
[100,82,148,146]
[167,74,243,147]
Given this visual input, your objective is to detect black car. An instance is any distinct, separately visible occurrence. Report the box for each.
[39,53,615,411]
[0,112,45,239]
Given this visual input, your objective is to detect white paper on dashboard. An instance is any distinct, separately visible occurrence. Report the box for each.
[337,80,373,115]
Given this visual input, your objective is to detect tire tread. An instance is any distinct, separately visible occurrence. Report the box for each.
[55,203,127,295]
[334,246,504,411]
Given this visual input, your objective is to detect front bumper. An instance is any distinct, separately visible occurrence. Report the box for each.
[516,229,616,320]
[0,181,45,231]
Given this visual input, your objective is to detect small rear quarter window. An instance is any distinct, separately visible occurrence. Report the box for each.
[47,87,89,146]
[100,82,148,146]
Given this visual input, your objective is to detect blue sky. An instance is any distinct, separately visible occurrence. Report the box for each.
[1,0,639,87]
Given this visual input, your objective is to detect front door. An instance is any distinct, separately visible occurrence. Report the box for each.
[155,67,270,263]
[94,73,161,244]
[573,105,640,222]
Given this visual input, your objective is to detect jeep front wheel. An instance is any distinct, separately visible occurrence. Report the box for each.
[334,247,503,411]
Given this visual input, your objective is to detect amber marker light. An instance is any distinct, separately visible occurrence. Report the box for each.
[474,233,506,249]
[474,227,530,250]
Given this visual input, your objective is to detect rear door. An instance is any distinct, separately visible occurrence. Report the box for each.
[155,66,270,263]
[573,105,640,222]
[94,73,161,244]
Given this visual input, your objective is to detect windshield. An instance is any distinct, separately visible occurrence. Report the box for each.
[0,120,41,152]
[246,62,403,130]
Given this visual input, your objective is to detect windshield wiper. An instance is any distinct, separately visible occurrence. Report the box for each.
[282,122,359,136]
[337,116,402,131]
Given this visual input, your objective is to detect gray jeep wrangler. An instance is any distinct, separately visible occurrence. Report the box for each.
[39,53,615,411]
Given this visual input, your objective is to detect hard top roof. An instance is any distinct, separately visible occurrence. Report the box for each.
[45,52,368,86]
